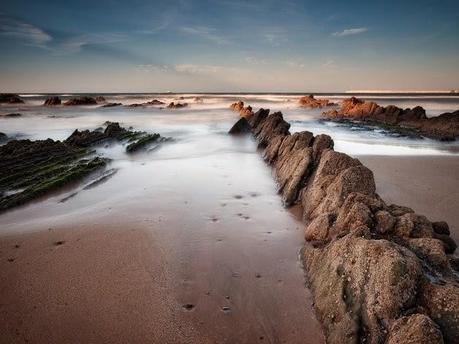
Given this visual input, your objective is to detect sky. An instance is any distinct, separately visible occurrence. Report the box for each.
[0,0,458,92]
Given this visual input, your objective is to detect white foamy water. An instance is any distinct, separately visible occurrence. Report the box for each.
[1,93,459,157]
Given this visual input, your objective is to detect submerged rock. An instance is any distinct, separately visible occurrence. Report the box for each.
[95,96,106,103]
[3,113,22,117]
[0,93,24,104]
[101,102,122,107]
[44,96,61,106]
[64,97,97,106]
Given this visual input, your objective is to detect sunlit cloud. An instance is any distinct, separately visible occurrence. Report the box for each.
[332,27,368,37]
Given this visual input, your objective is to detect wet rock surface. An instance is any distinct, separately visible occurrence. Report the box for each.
[167,102,188,109]
[230,100,254,117]
[229,105,459,344]
[323,97,459,141]
[0,122,169,211]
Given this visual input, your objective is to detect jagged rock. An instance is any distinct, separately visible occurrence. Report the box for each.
[248,108,269,128]
[387,314,444,344]
[95,96,106,103]
[146,99,164,105]
[230,100,244,112]
[298,95,335,108]
[228,117,252,135]
[323,97,459,141]
[227,104,459,343]
[64,97,97,106]
[0,139,106,211]
[230,100,253,117]
[253,112,290,148]
[421,282,459,344]
[0,93,24,104]
[44,96,61,106]
[304,235,423,344]
[0,132,7,142]
[167,102,188,109]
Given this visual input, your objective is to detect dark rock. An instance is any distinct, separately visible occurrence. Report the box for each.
[44,97,61,106]
[432,221,450,235]
[298,95,335,108]
[95,96,106,103]
[167,102,188,109]
[101,102,122,108]
[3,113,22,117]
[64,97,97,106]
[228,117,252,135]
[0,93,24,104]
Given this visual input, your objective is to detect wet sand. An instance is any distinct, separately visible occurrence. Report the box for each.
[0,134,325,344]
[359,155,459,242]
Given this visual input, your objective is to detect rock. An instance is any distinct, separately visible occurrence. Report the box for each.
[248,108,270,128]
[375,210,396,234]
[0,139,106,211]
[0,132,7,142]
[432,221,450,235]
[194,97,203,103]
[253,112,290,148]
[433,232,457,254]
[388,204,415,217]
[304,213,334,242]
[304,235,422,344]
[64,97,97,106]
[3,113,22,117]
[408,238,449,269]
[101,102,122,107]
[228,117,252,135]
[322,97,459,141]
[167,102,188,109]
[95,96,106,103]
[0,93,24,104]
[394,213,433,238]
[44,97,61,106]
[145,99,164,105]
[421,282,459,344]
[298,95,335,108]
[387,314,444,344]
[311,134,334,163]
[230,100,244,112]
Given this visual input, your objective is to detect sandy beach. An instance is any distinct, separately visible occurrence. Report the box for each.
[360,155,459,243]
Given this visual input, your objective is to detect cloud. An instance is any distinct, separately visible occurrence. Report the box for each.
[135,64,171,72]
[262,28,288,46]
[245,56,268,65]
[53,33,126,55]
[284,60,305,68]
[332,27,368,37]
[0,15,52,47]
[181,26,229,44]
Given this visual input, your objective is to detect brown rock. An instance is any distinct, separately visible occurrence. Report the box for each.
[253,112,290,148]
[375,210,396,234]
[408,238,449,269]
[421,282,459,344]
[387,314,444,344]
[0,93,24,104]
[298,95,335,109]
[167,102,188,109]
[432,221,450,235]
[304,235,422,344]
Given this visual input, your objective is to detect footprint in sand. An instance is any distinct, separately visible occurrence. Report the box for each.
[233,195,243,199]
[53,241,65,246]
[221,306,231,313]
[182,304,195,311]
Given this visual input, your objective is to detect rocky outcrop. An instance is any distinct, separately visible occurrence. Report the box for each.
[298,95,335,109]
[127,99,164,107]
[64,97,97,106]
[323,97,459,141]
[0,93,24,104]
[0,132,7,142]
[167,102,188,109]
[228,117,252,135]
[3,113,22,117]
[229,105,459,344]
[44,97,61,106]
[230,100,253,117]
[95,96,106,103]
[0,123,169,211]
[0,138,106,211]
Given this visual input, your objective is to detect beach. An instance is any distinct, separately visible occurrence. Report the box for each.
[1,93,458,343]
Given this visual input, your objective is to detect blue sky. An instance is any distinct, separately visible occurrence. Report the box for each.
[1,0,458,92]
